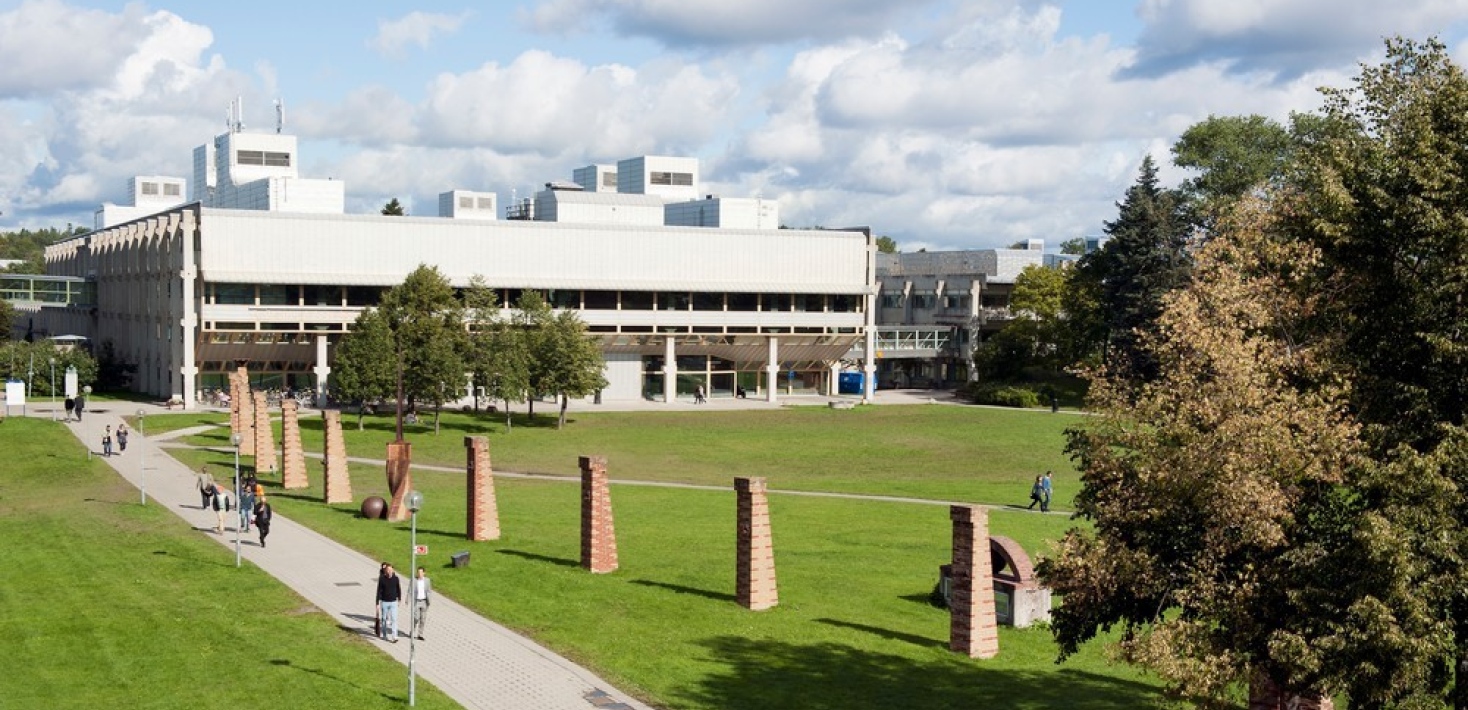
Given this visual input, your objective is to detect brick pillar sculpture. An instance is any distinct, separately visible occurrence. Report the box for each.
[950,505,999,659]
[465,436,501,541]
[1249,678,1334,710]
[579,455,619,574]
[322,410,352,504]
[735,477,779,610]
[280,399,308,489]
[233,367,255,456]
[228,369,243,439]
[385,441,413,522]
[252,391,276,474]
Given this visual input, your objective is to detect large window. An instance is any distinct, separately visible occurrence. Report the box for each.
[258,285,294,306]
[911,294,936,309]
[880,294,902,309]
[622,291,654,310]
[657,292,690,311]
[692,293,723,311]
[584,290,618,310]
[215,283,253,305]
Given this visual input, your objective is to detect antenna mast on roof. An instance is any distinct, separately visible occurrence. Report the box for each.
[231,95,245,133]
[275,98,285,134]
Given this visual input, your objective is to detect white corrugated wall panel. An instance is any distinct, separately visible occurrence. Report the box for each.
[198,210,869,293]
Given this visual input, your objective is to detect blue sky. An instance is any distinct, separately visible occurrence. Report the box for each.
[2,0,1467,249]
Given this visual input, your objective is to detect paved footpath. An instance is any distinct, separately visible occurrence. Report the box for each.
[52,402,654,710]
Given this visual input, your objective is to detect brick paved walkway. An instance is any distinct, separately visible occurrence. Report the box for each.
[56,402,653,710]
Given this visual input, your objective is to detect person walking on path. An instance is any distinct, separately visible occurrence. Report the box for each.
[253,495,272,548]
[196,467,216,509]
[239,477,256,533]
[1040,470,1053,513]
[694,385,706,404]
[210,484,232,533]
[64,397,74,421]
[376,563,403,642]
[101,426,113,457]
[116,423,128,453]
[1026,475,1044,510]
[411,566,432,641]
[73,395,85,422]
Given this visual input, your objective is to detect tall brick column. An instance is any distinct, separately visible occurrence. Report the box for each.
[322,410,352,504]
[465,436,501,541]
[735,477,778,610]
[385,441,413,522]
[579,455,618,574]
[950,505,999,658]
[232,367,255,456]
[252,391,276,474]
[280,399,308,489]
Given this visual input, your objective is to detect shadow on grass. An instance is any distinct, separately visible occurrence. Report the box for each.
[497,549,579,568]
[631,579,735,603]
[269,658,399,702]
[672,636,1163,710]
[814,617,946,651]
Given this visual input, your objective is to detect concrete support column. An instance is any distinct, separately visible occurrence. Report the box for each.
[579,455,619,574]
[280,399,308,489]
[322,410,352,504]
[252,391,276,475]
[313,334,332,408]
[828,362,841,396]
[385,441,413,522]
[950,505,999,659]
[735,477,778,610]
[765,336,779,404]
[663,336,677,404]
[465,436,501,541]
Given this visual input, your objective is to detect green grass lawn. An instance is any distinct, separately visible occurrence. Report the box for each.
[0,417,459,710]
[165,429,1171,710]
[168,404,1085,507]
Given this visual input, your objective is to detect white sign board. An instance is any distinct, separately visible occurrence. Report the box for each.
[64,368,78,398]
[5,379,26,409]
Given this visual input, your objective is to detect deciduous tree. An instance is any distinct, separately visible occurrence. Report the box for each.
[331,308,395,429]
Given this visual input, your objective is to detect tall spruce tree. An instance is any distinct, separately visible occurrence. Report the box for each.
[1074,155,1192,388]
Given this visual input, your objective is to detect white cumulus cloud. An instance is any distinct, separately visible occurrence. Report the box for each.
[368,11,472,58]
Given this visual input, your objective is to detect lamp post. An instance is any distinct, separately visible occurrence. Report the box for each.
[232,433,242,568]
[137,409,146,505]
[48,358,55,420]
[406,489,424,707]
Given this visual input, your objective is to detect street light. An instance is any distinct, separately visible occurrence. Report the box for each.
[48,358,55,420]
[137,409,146,505]
[407,489,424,707]
[232,433,242,568]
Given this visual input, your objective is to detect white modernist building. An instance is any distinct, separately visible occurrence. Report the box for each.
[40,129,876,410]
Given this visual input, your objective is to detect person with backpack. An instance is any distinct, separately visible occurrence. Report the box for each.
[196,467,216,509]
[253,495,273,548]
[1026,475,1044,510]
[211,484,232,533]
[116,423,129,453]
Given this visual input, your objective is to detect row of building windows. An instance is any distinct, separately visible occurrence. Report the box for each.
[139,181,182,196]
[879,294,973,309]
[205,284,864,313]
[649,171,693,186]
[202,323,862,338]
[236,150,291,167]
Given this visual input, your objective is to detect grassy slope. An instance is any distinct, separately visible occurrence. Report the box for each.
[164,421,1172,710]
[0,417,458,710]
[173,404,1085,506]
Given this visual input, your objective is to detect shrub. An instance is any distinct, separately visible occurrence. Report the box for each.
[964,382,1042,408]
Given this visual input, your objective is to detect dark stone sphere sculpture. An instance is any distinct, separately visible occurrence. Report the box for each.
[360,496,387,520]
